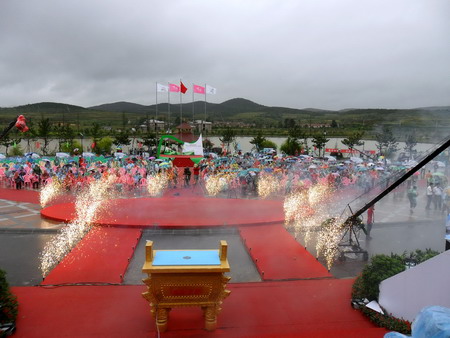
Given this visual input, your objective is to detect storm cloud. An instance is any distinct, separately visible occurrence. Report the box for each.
[1,0,449,110]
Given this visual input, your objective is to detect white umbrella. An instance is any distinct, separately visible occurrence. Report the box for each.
[55,152,70,158]
[350,157,363,164]
[308,164,317,169]
[0,154,6,159]
[114,152,127,159]
[82,152,96,157]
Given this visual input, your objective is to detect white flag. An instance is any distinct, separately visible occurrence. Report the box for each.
[157,83,169,93]
[206,85,217,95]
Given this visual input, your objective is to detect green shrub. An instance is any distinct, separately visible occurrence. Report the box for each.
[8,144,24,157]
[406,248,439,264]
[261,140,277,150]
[95,137,113,155]
[60,140,82,154]
[359,254,405,301]
[360,306,411,334]
[280,137,301,155]
[0,269,18,332]
[352,250,440,335]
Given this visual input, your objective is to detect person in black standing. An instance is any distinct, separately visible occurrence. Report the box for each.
[183,167,191,187]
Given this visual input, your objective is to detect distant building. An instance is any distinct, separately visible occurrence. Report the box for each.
[308,123,331,129]
[213,121,256,128]
[140,119,165,132]
[192,120,212,134]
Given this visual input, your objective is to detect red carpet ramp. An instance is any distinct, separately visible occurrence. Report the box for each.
[239,224,332,280]
[12,280,386,337]
[42,227,141,285]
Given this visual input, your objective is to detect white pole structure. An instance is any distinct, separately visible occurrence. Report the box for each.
[155,82,158,132]
[204,83,207,122]
[204,83,207,135]
[180,79,183,124]
[192,84,195,123]
[167,82,171,133]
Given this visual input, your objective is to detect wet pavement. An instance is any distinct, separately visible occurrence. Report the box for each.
[0,199,64,230]
[0,198,65,286]
[0,183,448,285]
[0,232,56,286]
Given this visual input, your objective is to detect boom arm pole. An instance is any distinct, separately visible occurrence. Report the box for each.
[346,136,450,223]
[0,117,18,141]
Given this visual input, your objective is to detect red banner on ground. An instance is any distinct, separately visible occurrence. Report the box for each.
[325,148,376,155]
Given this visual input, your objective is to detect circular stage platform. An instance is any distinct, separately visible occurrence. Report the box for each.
[41,196,285,228]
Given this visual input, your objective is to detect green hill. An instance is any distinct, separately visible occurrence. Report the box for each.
[1,99,449,138]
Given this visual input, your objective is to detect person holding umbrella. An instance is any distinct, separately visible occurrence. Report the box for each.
[407,185,418,213]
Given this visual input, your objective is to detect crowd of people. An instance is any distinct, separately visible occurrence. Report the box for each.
[0,152,448,207]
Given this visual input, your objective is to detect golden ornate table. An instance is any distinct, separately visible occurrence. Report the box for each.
[142,240,231,332]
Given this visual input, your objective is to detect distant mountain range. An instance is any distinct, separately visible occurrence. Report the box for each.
[1,98,450,130]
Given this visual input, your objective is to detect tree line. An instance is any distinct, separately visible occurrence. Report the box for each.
[0,115,420,160]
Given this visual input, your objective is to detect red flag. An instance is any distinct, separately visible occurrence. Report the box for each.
[180,81,187,94]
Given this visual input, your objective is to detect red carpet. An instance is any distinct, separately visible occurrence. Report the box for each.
[12,280,387,337]
[0,188,40,204]
[4,186,385,336]
[42,227,141,285]
[239,224,332,280]
[41,197,285,228]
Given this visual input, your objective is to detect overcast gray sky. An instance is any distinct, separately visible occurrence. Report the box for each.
[1,0,449,110]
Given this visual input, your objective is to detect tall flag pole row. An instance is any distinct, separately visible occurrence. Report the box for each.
[155,81,216,132]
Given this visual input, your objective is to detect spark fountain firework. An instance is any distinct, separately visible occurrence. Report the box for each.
[39,175,116,277]
[205,173,235,196]
[146,173,169,197]
[257,173,280,199]
[283,183,333,248]
[40,178,64,207]
[316,217,346,271]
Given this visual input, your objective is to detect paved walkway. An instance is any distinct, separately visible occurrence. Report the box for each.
[0,198,64,230]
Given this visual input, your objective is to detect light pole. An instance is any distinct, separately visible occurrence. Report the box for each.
[79,133,84,153]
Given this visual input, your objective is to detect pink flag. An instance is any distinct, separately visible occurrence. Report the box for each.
[193,84,205,94]
[169,83,180,92]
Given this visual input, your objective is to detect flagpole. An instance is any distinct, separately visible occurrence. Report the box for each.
[155,82,158,133]
[180,79,183,123]
[168,82,171,133]
[192,84,195,123]
[204,83,207,122]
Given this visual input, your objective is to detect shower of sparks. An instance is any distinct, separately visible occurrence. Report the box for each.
[205,173,235,196]
[257,174,280,199]
[316,218,345,271]
[147,173,169,197]
[40,178,64,207]
[283,183,333,248]
[39,175,116,277]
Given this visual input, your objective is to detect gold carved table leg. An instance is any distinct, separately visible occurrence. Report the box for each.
[204,305,218,331]
[155,307,169,333]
